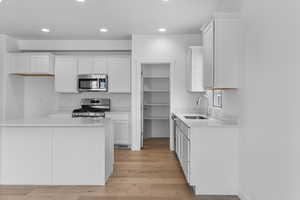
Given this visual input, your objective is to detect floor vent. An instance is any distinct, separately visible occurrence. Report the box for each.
[114,144,130,150]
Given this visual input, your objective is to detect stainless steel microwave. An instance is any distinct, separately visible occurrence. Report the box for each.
[78,74,108,92]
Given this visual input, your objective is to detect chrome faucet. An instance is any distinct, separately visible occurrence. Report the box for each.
[196,94,209,116]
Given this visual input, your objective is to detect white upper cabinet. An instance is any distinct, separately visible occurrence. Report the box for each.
[78,57,94,74]
[186,46,205,92]
[78,56,107,74]
[94,56,107,74]
[55,56,78,93]
[202,22,214,89]
[55,55,131,94]
[202,13,241,89]
[9,53,54,75]
[108,56,131,93]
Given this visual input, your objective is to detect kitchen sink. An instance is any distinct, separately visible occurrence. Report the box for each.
[184,115,208,120]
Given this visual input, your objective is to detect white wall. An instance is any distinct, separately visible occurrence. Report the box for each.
[0,36,5,121]
[131,34,203,150]
[23,77,57,118]
[216,0,241,12]
[239,0,299,199]
[0,36,23,120]
[132,35,202,111]
[0,35,19,184]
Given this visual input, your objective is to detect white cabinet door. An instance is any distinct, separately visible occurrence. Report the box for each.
[176,124,181,159]
[108,56,131,93]
[112,120,130,145]
[1,127,52,185]
[9,54,30,74]
[94,56,107,74]
[55,56,78,93]
[214,18,240,89]
[186,46,205,92]
[78,56,94,74]
[181,134,190,183]
[30,55,54,74]
[9,54,54,74]
[202,22,214,89]
[105,121,115,181]
[202,15,240,89]
[53,127,106,185]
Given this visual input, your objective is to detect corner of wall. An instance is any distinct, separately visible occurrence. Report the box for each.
[239,192,251,200]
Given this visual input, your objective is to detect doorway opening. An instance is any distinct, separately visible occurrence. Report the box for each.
[141,63,171,148]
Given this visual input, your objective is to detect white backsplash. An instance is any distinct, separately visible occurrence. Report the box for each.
[207,90,240,122]
[56,93,131,112]
[22,78,131,118]
[188,90,240,123]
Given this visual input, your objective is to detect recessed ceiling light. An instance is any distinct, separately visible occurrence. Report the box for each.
[158,28,167,33]
[41,28,50,33]
[161,0,169,2]
[99,28,108,33]
[76,0,85,2]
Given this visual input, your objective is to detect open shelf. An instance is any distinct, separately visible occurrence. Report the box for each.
[144,90,169,93]
[144,117,169,120]
[11,73,54,77]
[144,103,169,106]
[143,76,170,79]
[142,63,170,139]
[142,63,170,78]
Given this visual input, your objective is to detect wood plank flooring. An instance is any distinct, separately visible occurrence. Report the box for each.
[0,139,239,200]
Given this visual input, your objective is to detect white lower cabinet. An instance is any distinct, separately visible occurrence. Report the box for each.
[1,127,52,185]
[181,133,190,183]
[53,127,106,185]
[106,112,131,146]
[1,126,112,186]
[174,116,238,195]
[112,121,130,145]
[175,120,190,183]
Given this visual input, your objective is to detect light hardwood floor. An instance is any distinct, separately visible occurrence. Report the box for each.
[0,139,239,200]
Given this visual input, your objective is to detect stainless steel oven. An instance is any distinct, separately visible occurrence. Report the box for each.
[78,74,108,92]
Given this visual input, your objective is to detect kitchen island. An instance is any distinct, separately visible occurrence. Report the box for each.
[0,117,114,186]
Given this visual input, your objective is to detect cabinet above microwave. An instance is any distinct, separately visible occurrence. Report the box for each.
[54,55,131,94]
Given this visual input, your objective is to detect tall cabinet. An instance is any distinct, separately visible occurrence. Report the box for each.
[142,64,170,139]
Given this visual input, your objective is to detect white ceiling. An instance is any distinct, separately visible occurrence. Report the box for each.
[0,0,221,40]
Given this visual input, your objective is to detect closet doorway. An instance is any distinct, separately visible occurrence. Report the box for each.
[141,63,171,148]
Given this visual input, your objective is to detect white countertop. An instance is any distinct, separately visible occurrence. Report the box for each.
[173,112,239,128]
[0,117,106,127]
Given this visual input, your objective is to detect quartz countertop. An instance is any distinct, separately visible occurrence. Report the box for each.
[173,112,239,128]
[0,117,106,127]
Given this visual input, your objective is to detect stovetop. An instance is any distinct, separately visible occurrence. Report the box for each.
[72,98,110,118]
